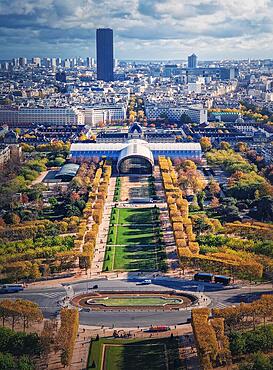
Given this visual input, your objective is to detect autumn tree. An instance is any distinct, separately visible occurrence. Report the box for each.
[200,137,212,152]
[207,177,221,197]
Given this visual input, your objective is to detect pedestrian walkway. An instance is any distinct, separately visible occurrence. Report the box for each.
[90,177,116,276]
[154,165,180,271]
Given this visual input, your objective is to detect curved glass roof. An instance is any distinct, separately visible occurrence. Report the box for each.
[117,139,154,168]
[55,163,80,179]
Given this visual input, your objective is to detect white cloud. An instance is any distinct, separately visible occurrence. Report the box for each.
[0,0,272,59]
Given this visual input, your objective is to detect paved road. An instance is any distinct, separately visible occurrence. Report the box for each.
[1,277,272,328]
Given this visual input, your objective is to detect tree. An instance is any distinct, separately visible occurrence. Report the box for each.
[255,196,273,221]
[228,171,273,200]
[0,352,16,370]
[55,308,79,367]
[236,142,249,153]
[220,141,231,150]
[48,197,58,207]
[207,178,221,197]
[200,137,212,152]
[210,196,220,208]
[4,212,21,225]
[20,143,35,152]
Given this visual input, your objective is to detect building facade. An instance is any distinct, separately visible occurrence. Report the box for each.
[80,105,126,127]
[0,107,84,127]
[145,104,207,124]
[70,140,202,161]
[188,54,197,69]
[0,145,10,169]
[96,28,114,82]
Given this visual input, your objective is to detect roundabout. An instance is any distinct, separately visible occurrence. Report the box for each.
[71,290,197,311]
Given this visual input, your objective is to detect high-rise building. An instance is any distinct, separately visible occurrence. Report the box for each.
[51,58,57,68]
[188,54,197,69]
[32,57,41,67]
[19,57,27,67]
[12,58,19,68]
[86,57,95,68]
[64,59,71,68]
[96,28,114,82]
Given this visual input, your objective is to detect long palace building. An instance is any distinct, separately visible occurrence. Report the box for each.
[70,123,202,174]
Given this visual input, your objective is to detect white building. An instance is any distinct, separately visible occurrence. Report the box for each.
[188,82,202,94]
[145,104,207,124]
[80,105,126,127]
[0,107,84,127]
[32,57,41,67]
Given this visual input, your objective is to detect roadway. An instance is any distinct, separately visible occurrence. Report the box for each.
[0,277,272,328]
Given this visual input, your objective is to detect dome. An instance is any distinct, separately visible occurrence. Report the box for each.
[235,114,244,124]
[117,139,154,174]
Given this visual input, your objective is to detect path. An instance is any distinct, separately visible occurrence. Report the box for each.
[154,165,180,271]
[90,176,116,276]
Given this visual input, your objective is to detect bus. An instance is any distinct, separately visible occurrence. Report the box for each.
[0,284,24,294]
[147,326,171,333]
[214,275,231,285]
[194,273,231,285]
[194,272,214,282]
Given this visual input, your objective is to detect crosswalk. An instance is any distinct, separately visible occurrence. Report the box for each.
[211,302,228,309]
[13,291,66,299]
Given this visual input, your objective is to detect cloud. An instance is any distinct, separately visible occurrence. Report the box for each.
[0,0,272,59]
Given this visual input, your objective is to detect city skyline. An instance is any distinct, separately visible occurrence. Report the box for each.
[0,0,273,60]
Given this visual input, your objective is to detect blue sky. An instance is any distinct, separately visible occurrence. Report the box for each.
[0,0,272,60]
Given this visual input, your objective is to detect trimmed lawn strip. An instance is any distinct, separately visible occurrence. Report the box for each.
[110,207,159,225]
[104,207,166,272]
[107,225,161,246]
[90,296,182,306]
[87,337,182,370]
[103,244,166,272]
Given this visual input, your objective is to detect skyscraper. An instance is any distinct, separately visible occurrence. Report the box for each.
[188,54,197,69]
[96,28,114,82]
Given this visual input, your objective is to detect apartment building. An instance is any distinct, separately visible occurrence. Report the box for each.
[0,107,84,127]
[145,104,207,124]
[80,105,126,127]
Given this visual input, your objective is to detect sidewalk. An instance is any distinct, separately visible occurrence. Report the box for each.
[90,176,116,277]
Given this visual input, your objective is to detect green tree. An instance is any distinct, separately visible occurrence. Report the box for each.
[0,352,16,369]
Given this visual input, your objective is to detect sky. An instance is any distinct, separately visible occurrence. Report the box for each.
[0,0,273,60]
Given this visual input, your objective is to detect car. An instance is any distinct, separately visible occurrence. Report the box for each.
[92,284,98,289]
[0,284,24,293]
[141,279,152,285]
[81,308,90,313]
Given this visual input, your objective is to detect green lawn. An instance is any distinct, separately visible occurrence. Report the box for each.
[87,338,182,370]
[110,207,159,225]
[103,244,166,271]
[90,296,182,306]
[108,225,159,245]
[104,207,166,272]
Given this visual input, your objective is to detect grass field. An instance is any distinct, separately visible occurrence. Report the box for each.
[87,338,182,370]
[103,207,166,272]
[110,207,159,225]
[90,296,182,306]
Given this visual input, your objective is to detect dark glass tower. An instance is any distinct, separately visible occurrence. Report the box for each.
[188,54,197,69]
[96,28,114,82]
